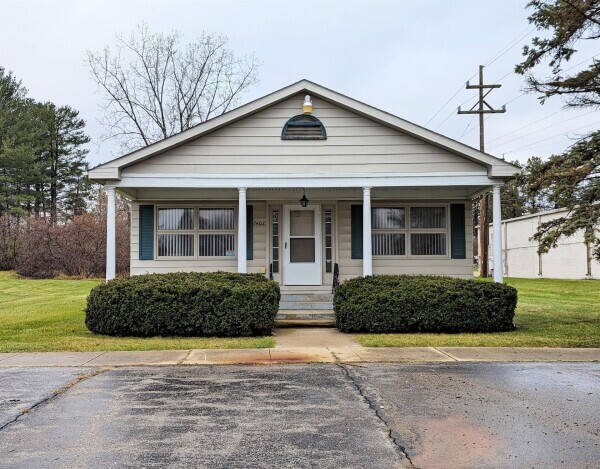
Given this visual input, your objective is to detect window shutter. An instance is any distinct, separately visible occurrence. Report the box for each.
[246,205,253,261]
[351,205,363,259]
[139,205,154,260]
[450,204,466,259]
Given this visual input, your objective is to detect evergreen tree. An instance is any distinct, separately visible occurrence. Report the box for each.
[36,103,91,222]
[522,131,600,258]
[0,67,43,217]
[516,0,600,259]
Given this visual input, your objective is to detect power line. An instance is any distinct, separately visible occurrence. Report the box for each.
[424,82,474,127]
[462,114,492,138]
[488,110,595,149]
[424,26,536,128]
[481,52,600,144]
[487,109,565,144]
[485,26,535,68]
[562,52,600,73]
[459,115,477,138]
[457,65,506,151]
[503,119,600,154]
[433,94,478,131]
[503,92,526,106]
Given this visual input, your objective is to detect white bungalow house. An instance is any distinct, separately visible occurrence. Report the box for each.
[89,80,517,297]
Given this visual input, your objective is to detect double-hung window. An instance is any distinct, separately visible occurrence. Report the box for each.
[157,208,195,257]
[198,208,236,257]
[156,207,236,258]
[370,205,448,257]
[409,206,447,256]
[371,207,406,256]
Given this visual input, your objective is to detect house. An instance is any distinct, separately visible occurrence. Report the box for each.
[88,80,517,294]
[488,208,600,279]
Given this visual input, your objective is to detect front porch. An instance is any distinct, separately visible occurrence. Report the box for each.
[104,181,505,289]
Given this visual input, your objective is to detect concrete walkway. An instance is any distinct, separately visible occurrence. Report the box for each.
[0,346,598,366]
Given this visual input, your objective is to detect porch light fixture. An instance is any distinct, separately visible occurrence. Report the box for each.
[299,189,309,207]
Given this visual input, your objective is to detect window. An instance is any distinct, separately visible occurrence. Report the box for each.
[199,208,235,257]
[271,210,280,273]
[371,207,406,256]
[156,207,235,258]
[281,115,327,140]
[409,207,447,256]
[157,208,195,257]
[370,206,448,257]
[325,209,333,273]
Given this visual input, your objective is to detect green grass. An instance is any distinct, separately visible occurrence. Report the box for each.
[0,272,274,352]
[2,272,598,351]
[356,277,600,348]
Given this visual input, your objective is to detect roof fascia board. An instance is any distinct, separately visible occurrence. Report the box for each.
[302,82,518,172]
[89,79,519,181]
[88,80,310,180]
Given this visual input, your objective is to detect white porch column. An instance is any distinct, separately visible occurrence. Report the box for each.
[362,187,373,276]
[237,188,247,273]
[492,184,503,283]
[105,186,116,282]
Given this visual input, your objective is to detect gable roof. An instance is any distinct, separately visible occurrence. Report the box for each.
[88,79,518,180]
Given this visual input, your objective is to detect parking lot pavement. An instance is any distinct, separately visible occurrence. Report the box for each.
[0,365,403,469]
[0,363,598,468]
[345,362,600,468]
[0,367,92,429]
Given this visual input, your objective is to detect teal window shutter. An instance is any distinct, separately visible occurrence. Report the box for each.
[246,205,253,261]
[351,205,363,259]
[450,204,466,259]
[139,205,154,260]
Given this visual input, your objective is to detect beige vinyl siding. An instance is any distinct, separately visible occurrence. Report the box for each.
[130,201,267,276]
[121,95,486,177]
[337,201,473,280]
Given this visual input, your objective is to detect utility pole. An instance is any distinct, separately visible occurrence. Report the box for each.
[458,65,505,278]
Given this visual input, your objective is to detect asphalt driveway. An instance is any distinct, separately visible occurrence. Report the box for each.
[0,363,598,468]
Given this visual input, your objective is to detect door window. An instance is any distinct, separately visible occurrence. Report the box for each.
[289,210,316,263]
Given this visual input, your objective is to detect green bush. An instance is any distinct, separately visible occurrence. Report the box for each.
[85,272,280,337]
[334,275,517,333]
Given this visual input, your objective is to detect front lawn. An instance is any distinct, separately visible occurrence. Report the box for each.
[0,272,274,352]
[357,277,600,348]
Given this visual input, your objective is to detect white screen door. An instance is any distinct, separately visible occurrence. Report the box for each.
[284,205,322,285]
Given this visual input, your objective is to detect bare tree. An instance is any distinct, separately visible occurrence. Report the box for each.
[87,24,260,153]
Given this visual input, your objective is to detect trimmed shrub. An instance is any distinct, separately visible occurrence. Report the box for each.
[86,272,280,337]
[334,275,517,333]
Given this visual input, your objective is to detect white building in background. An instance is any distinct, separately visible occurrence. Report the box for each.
[489,208,600,280]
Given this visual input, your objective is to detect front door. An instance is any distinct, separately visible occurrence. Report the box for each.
[284,205,322,285]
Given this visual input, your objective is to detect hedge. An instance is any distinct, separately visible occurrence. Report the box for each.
[85,272,280,337]
[334,275,517,333]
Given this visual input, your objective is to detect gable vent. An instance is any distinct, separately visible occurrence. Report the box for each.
[281,115,327,140]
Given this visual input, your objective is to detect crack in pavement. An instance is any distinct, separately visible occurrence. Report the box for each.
[0,367,110,432]
[337,364,418,468]
[176,350,193,365]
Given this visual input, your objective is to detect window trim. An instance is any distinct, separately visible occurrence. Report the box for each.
[155,204,237,260]
[371,203,450,259]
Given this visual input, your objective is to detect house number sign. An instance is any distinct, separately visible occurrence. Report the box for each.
[253,219,266,226]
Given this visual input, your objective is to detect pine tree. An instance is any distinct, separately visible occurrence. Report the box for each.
[0,68,43,217]
[36,103,90,222]
[516,0,600,259]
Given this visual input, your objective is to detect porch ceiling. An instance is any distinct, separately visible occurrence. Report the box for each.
[117,185,490,201]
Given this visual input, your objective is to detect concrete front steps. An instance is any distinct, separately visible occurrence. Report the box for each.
[277,292,335,326]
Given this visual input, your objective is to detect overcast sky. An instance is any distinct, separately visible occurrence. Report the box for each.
[1,0,598,167]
